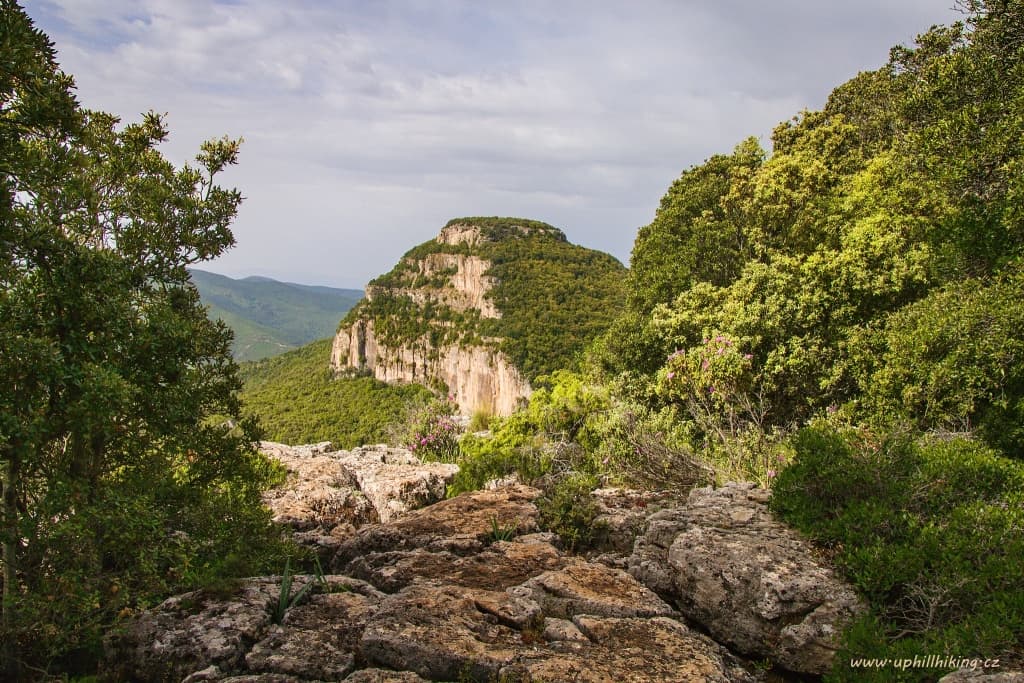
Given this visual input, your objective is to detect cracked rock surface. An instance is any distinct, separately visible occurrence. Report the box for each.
[628,481,866,675]
[105,452,865,681]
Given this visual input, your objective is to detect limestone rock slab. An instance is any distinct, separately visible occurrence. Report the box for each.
[629,481,865,675]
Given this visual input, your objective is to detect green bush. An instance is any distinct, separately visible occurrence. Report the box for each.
[447,420,550,496]
[847,263,1024,458]
[446,372,612,495]
[536,473,607,551]
[771,424,1024,678]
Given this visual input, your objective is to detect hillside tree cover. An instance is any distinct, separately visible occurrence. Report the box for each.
[237,338,432,448]
[188,268,363,361]
[1,3,288,676]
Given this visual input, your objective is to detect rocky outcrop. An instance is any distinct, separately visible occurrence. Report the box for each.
[331,219,542,417]
[106,486,760,682]
[331,217,627,417]
[259,442,458,555]
[628,481,867,675]
[106,479,868,681]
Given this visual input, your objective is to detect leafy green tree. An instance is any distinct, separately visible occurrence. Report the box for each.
[628,137,763,316]
[1,3,285,676]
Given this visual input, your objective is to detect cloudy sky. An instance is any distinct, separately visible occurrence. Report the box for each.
[25,0,961,288]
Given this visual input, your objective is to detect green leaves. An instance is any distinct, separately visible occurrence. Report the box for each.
[0,5,284,676]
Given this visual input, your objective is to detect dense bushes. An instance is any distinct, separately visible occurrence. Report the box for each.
[0,7,295,677]
[846,263,1024,457]
[772,425,1024,680]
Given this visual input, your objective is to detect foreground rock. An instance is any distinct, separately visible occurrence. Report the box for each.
[107,485,765,682]
[629,481,866,675]
[331,484,543,570]
[260,442,458,549]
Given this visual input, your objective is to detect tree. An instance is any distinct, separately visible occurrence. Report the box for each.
[1,2,284,676]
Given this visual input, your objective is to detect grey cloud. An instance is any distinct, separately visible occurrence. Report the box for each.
[25,0,960,288]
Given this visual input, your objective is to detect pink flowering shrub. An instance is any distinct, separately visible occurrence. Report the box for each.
[658,334,788,486]
[660,335,755,411]
[402,397,462,462]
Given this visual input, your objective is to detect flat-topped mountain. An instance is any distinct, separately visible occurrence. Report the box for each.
[332,217,625,415]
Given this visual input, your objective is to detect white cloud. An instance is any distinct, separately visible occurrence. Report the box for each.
[24,0,961,287]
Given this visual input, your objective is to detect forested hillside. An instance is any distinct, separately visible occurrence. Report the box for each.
[406,3,1024,678]
[237,338,430,447]
[189,269,362,361]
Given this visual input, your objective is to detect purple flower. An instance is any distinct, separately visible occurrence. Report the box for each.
[743,354,753,360]
[666,371,675,379]
[767,469,777,479]
[701,359,710,370]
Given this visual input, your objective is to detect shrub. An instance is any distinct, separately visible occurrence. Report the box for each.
[536,473,607,552]
[847,264,1024,458]
[397,397,462,462]
[467,408,494,432]
[657,334,790,486]
[598,404,713,490]
[771,424,1024,678]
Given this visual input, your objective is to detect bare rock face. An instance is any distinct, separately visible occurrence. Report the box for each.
[107,482,871,681]
[342,670,430,682]
[344,537,566,593]
[517,558,676,620]
[103,579,280,682]
[260,442,373,532]
[331,484,543,569]
[590,487,686,555]
[628,481,866,675]
[502,616,755,683]
[333,445,458,524]
[332,311,532,418]
[260,442,458,548]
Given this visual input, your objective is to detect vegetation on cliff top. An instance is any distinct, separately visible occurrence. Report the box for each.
[342,216,626,382]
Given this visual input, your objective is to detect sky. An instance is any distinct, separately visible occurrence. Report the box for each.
[24,0,963,289]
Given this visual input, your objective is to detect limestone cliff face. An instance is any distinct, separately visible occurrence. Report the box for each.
[331,317,530,416]
[331,219,541,415]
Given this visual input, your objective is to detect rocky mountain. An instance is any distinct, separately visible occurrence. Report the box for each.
[332,218,626,415]
[189,268,363,361]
